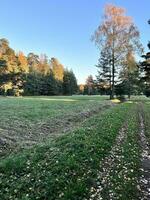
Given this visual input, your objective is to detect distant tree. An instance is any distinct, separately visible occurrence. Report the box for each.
[63,69,78,95]
[38,54,50,75]
[17,51,29,73]
[92,4,142,99]
[27,53,39,72]
[50,57,64,81]
[0,39,26,96]
[23,73,41,95]
[79,84,84,94]
[84,75,96,95]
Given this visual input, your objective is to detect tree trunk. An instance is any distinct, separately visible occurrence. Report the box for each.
[110,48,115,99]
[110,30,115,100]
[128,78,131,99]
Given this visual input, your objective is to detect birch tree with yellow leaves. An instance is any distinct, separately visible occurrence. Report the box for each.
[92,4,143,99]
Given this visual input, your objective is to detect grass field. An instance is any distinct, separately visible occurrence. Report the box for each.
[0,95,150,199]
[0,95,111,158]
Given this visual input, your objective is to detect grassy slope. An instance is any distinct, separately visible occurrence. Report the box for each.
[0,103,134,200]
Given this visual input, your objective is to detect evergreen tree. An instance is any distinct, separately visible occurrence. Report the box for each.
[119,51,138,98]
[63,69,78,95]
[96,47,111,95]
[140,20,150,97]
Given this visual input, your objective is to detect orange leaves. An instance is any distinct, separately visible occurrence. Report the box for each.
[104,4,133,33]
[92,3,142,55]
[104,4,132,27]
[105,4,125,17]
[18,51,29,73]
[38,54,50,75]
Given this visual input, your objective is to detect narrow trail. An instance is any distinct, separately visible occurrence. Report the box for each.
[88,123,128,200]
[138,108,150,200]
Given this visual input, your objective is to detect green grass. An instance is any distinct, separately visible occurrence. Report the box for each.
[0,95,112,157]
[100,104,140,200]
[1,96,150,199]
[0,103,134,200]
[141,101,150,143]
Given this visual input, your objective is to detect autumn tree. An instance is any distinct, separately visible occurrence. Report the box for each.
[79,84,84,94]
[17,51,29,73]
[50,57,64,81]
[92,4,142,99]
[38,54,50,75]
[27,53,39,72]
[0,38,78,97]
[0,39,25,96]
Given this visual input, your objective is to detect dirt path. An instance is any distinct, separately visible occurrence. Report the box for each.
[88,123,128,200]
[138,108,150,200]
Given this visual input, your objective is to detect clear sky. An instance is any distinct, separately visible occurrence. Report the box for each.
[0,0,150,83]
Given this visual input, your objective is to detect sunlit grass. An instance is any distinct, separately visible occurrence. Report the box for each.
[0,103,133,200]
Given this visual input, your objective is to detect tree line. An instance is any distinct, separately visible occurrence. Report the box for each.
[0,39,78,96]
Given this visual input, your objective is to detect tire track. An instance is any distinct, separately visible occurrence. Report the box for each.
[88,123,128,200]
[138,108,150,200]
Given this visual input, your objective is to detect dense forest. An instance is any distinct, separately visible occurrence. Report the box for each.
[0,38,78,96]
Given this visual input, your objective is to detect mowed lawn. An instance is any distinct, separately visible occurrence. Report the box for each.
[0,95,112,158]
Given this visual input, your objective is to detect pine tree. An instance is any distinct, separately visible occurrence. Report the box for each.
[140,51,150,96]
[119,51,138,98]
[140,20,150,97]
[96,47,111,95]
[63,69,78,95]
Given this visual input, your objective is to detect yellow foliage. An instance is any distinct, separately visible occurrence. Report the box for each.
[51,58,64,81]
[79,84,84,92]
[18,51,29,73]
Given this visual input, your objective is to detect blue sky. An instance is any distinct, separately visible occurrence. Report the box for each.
[0,0,150,83]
